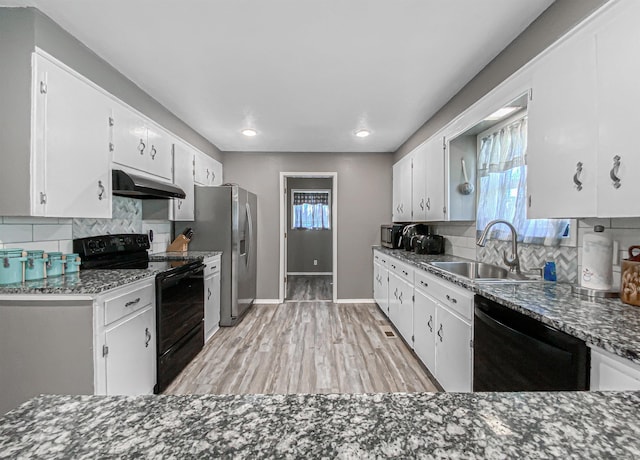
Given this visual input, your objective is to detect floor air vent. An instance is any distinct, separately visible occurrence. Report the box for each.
[380,326,396,338]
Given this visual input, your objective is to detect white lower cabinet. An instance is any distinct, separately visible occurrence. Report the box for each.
[98,278,157,395]
[373,261,389,316]
[435,304,472,392]
[104,306,155,395]
[204,255,222,342]
[413,289,436,373]
[388,269,414,344]
[590,346,640,391]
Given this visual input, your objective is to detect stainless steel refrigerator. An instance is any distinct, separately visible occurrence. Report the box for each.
[175,185,257,326]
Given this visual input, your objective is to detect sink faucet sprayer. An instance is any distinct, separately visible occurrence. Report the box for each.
[476,219,521,275]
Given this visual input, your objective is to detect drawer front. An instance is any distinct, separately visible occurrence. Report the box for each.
[415,269,473,321]
[373,250,388,266]
[104,283,154,325]
[204,257,221,277]
[388,258,414,284]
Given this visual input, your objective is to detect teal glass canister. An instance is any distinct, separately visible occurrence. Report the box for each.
[24,250,47,281]
[0,249,26,285]
[65,253,81,274]
[46,252,65,278]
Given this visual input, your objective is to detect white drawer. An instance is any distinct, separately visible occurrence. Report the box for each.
[204,256,221,277]
[104,283,154,326]
[388,258,414,284]
[415,269,473,321]
[373,250,388,266]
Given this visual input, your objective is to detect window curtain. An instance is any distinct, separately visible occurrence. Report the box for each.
[292,192,330,229]
[477,116,568,245]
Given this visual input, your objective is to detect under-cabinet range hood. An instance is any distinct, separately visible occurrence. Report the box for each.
[112,169,186,199]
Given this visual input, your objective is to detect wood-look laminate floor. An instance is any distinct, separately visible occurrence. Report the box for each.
[286,275,333,301]
[164,302,438,395]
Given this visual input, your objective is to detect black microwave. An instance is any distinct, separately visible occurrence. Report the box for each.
[380,224,405,249]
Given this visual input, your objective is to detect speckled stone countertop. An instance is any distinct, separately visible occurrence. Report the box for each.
[0,269,159,296]
[2,392,640,458]
[375,247,640,365]
[149,250,221,262]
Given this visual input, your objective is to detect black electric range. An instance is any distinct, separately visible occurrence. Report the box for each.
[73,234,205,393]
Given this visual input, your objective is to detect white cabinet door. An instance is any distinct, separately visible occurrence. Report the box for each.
[111,103,149,173]
[210,157,223,186]
[595,0,640,217]
[414,289,436,373]
[173,142,195,221]
[204,271,221,342]
[435,305,472,392]
[590,347,640,391]
[373,261,388,316]
[388,272,402,328]
[145,125,174,181]
[527,32,598,218]
[104,306,155,395]
[194,151,222,186]
[33,54,111,218]
[424,136,446,221]
[392,155,412,222]
[412,145,428,221]
[395,277,414,345]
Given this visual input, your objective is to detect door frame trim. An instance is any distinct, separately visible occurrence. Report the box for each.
[279,172,338,303]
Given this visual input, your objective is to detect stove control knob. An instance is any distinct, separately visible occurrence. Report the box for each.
[137,236,145,244]
[98,240,106,249]
[87,241,97,250]
[124,236,132,245]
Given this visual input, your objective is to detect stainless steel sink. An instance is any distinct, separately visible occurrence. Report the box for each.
[425,261,533,282]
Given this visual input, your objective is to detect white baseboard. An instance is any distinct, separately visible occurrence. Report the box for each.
[287,272,333,276]
[335,299,376,304]
[254,299,282,305]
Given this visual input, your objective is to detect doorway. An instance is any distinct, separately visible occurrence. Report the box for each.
[279,172,337,303]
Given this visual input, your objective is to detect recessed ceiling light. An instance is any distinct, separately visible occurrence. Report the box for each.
[355,129,370,138]
[484,106,519,121]
[241,128,257,137]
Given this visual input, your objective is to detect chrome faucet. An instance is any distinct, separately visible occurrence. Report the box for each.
[476,219,521,275]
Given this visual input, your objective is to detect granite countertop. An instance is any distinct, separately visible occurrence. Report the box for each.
[1,392,639,458]
[375,247,640,365]
[149,250,221,262]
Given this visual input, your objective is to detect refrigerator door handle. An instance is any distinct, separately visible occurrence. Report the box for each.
[246,201,253,268]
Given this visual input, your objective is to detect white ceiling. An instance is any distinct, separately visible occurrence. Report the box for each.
[3,0,554,152]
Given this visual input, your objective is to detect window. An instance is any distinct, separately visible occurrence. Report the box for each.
[292,190,331,230]
[477,114,569,245]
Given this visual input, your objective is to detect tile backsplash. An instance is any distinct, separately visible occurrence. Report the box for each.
[432,217,640,286]
[0,197,173,255]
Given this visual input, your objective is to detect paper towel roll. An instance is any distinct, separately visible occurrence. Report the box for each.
[581,226,613,290]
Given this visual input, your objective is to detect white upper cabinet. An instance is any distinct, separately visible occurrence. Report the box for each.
[412,144,428,221]
[595,0,640,217]
[172,142,195,221]
[194,151,223,186]
[424,137,446,221]
[392,155,412,222]
[111,104,173,181]
[527,32,599,219]
[31,52,112,218]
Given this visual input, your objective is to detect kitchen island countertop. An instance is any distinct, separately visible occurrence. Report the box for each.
[1,392,639,459]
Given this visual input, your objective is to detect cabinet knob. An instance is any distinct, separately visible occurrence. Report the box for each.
[610,155,621,189]
[573,161,583,191]
[150,145,157,160]
[145,327,151,348]
[97,180,105,201]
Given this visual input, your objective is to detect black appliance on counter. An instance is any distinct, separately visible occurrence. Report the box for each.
[73,234,205,394]
[401,224,429,251]
[414,234,445,255]
[380,224,406,249]
[473,295,589,391]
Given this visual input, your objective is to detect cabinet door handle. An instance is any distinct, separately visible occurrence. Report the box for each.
[437,324,443,342]
[207,288,212,300]
[419,280,428,288]
[145,327,151,348]
[426,197,431,211]
[177,199,182,209]
[402,270,408,276]
[206,168,210,179]
[394,288,398,299]
[138,139,146,155]
[427,315,433,333]
[573,161,583,191]
[97,180,105,201]
[446,294,458,304]
[40,192,47,204]
[125,297,141,307]
[40,81,48,94]
[109,142,115,152]
[150,145,157,160]
[419,198,425,211]
[610,155,621,189]
[399,291,403,304]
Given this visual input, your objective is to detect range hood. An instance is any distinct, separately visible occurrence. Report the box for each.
[112,170,186,199]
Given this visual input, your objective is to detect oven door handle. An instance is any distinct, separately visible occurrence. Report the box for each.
[159,264,205,286]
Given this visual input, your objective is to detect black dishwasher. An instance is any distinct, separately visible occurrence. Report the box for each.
[474,295,589,391]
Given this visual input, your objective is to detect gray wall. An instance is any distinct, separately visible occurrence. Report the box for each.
[286,178,333,273]
[394,0,610,161]
[223,152,394,300]
[0,7,221,162]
